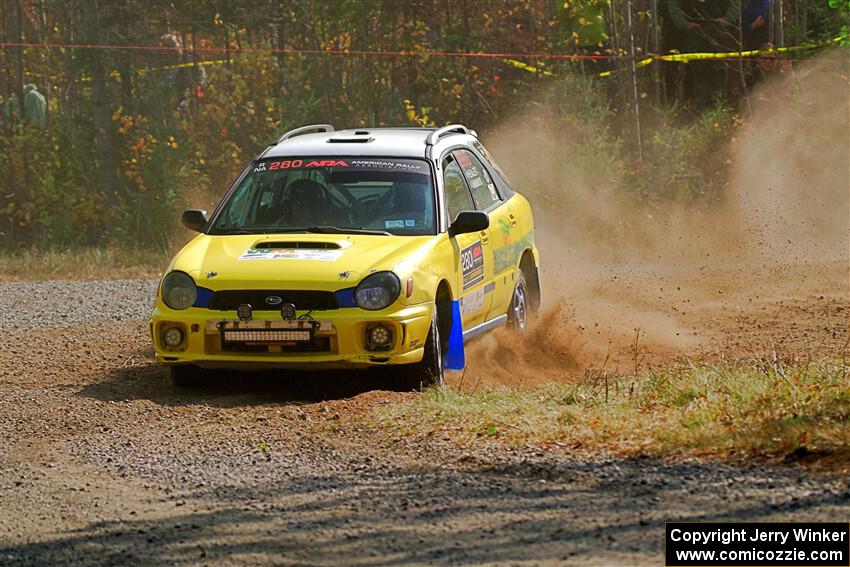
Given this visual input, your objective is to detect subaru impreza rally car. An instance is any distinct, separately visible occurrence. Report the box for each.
[151,124,540,388]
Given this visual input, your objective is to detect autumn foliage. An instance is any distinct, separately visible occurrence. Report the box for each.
[0,1,844,249]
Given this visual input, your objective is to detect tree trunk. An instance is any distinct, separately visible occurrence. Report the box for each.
[1,2,5,98]
[276,3,287,97]
[626,0,642,160]
[38,0,50,125]
[118,5,133,114]
[83,0,120,215]
[15,0,24,113]
[650,0,665,106]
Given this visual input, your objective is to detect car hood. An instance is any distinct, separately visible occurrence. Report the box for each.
[171,233,437,290]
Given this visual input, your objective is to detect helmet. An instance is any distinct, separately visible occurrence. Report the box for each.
[282,178,328,226]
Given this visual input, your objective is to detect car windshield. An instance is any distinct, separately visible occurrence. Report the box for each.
[210,157,436,236]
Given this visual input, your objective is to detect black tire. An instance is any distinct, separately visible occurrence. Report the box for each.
[508,271,530,333]
[170,364,206,388]
[401,312,445,391]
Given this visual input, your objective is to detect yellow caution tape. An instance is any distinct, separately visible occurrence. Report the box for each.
[501,58,556,76]
[134,58,231,75]
[62,35,843,84]
[76,58,231,82]
[599,57,653,77]
[509,36,841,78]
[659,36,841,62]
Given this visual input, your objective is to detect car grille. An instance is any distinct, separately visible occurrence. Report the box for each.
[207,290,339,311]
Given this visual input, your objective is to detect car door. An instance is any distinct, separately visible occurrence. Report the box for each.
[442,152,494,330]
[451,148,516,321]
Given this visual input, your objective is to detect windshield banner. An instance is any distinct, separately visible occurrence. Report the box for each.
[254,158,429,174]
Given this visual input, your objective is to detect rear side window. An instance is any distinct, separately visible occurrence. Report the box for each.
[472,140,512,186]
[452,149,501,210]
[442,157,475,222]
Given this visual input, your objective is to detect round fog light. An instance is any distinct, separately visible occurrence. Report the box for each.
[237,303,253,321]
[368,325,392,349]
[163,326,184,348]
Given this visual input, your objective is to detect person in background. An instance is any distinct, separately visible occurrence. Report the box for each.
[3,93,20,127]
[158,32,206,116]
[740,0,779,88]
[742,0,770,51]
[667,0,739,49]
[23,84,46,128]
[667,0,740,106]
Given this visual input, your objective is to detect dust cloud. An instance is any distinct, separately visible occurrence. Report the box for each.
[729,55,850,264]
[459,52,849,386]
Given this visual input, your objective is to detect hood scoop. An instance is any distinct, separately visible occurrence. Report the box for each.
[255,241,341,250]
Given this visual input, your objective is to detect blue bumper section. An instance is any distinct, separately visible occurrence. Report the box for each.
[193,286,214,308]
[445,300,465,370]
[335,288,357,308]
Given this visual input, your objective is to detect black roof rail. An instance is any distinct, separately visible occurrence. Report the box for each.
[275,124,335,145]
[425,124,472,146]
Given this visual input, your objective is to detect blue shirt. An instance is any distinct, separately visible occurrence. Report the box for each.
[742,0,770,32]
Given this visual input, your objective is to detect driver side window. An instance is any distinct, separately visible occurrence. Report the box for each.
[443,157,475,223]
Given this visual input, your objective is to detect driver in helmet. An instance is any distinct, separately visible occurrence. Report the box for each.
[279,178,329,227]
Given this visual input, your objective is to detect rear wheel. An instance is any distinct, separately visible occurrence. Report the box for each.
[509,271,530,332]
[170,364,206,388]
[401,312,445,391]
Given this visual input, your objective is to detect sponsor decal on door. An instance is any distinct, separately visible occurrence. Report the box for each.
[460,240,485,290]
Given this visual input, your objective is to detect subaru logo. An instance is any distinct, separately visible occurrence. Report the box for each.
[265,295,283,306]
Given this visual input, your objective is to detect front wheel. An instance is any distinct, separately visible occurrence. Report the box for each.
[400,312,445,391]
[508,271,530,332]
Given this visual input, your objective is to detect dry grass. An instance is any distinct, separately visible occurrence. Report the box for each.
[374,357,850,470]
[0,247,169,282]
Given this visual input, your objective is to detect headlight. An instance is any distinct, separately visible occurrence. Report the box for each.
[354,271,401,311]
[161,271,197,310]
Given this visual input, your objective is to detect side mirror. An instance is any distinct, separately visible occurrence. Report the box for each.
[448,211,489,237]
[181,209,208,232]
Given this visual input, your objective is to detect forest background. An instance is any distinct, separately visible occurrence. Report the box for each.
[0,0,846,252]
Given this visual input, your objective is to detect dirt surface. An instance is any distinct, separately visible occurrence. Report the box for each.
[459,259,849,388]
[0,261,847,566]
[473,53,850,388]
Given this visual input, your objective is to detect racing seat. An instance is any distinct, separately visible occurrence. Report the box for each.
[254,178,287,226]
[388,181,430,227]
[280,178,329,226]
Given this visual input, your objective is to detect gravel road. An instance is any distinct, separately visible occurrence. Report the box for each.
[0,279,156,330]
[0,276,848,566]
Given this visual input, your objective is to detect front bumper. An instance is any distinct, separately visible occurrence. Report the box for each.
[150,302,434,370]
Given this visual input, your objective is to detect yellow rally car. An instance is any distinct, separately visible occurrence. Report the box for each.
[151,124,540,388]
